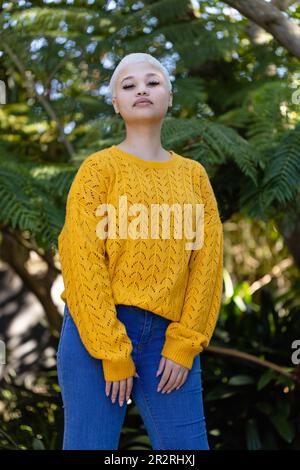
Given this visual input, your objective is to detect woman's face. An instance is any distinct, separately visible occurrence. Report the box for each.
[112,61,172,124]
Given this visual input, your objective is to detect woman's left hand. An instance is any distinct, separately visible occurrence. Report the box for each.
[156,356,189,393]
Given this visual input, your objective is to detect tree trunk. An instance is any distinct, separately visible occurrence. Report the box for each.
[0,228,62,333]
[224,0,300,59]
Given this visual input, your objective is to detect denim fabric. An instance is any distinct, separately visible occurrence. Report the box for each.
[56,302,210,450]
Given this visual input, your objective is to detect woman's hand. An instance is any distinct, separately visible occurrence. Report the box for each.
[105,371,139,407]
[156,356,189,393]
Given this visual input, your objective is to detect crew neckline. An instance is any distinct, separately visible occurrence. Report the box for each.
[110,145,178,169]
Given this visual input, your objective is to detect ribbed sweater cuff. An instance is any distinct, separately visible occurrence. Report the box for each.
[102,355,136,382]
[161,337,203,369]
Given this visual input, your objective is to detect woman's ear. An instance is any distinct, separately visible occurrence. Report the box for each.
[112,97,119,114]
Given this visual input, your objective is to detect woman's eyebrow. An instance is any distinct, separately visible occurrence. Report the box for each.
[120,72,160,84]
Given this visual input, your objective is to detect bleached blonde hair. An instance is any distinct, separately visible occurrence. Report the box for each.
[109,52,172,98]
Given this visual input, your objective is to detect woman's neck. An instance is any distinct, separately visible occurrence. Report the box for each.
[116,141,171,162]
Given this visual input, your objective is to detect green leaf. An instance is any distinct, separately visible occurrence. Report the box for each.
[228,375,255,386]
[269,413,295,443]
[32,438,45,450]
[205,385,238,401]
[257,369,277,390]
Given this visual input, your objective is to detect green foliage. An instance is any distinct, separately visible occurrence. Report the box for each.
[263,123,300,205]
[0,161,73,250]
[0,371,64,450]
[0,0,300,451]
[204,278,300,450]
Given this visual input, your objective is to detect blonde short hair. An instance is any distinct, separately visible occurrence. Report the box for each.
[109,52,172,98]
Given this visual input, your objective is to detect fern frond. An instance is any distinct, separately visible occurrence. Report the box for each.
[262,123,300,204]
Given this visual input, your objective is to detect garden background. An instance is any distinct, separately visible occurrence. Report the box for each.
[0,0,300,450]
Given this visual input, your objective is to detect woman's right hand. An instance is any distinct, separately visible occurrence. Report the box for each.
[105,371,139,407]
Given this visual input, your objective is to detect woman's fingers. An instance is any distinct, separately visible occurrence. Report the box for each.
[126,377,134,401]
[176,370,189,390]
[157,358,190,394]
[111,381,120,403]
[156,356,166,376]
[167,369,184,393]
[106,363,188,404]
[157,364,172,392]
[161,368,180,393]
[118,379,127,406]
[105,375,135,406]
[105,381,112,397]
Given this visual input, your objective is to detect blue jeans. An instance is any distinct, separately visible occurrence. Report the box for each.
[56,303,210,450]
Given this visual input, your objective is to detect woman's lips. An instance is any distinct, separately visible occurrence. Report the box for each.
[134,101,153,106]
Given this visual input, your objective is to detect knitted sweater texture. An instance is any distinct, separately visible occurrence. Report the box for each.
[58,145,224,381]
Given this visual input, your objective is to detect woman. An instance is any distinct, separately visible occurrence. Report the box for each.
[56,52,224,450]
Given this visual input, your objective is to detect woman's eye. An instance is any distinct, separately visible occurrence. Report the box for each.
[122,81,159,90]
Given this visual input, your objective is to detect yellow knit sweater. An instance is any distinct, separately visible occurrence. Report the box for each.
[58,145,224,382]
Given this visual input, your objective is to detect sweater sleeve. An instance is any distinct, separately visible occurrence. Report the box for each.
[161,162,224,369]
[58,155,136,382]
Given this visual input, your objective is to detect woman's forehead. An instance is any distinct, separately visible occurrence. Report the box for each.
[117,63,163,83]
